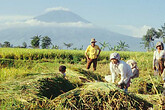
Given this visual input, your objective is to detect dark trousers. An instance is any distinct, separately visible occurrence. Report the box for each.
[86,58,97,71]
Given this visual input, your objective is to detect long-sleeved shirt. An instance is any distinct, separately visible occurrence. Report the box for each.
[153,50,165,67]
[110,60,133,85]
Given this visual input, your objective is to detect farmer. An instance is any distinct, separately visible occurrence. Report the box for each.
[110,53,133,92]
[59,65,67,79]
[126,59,139,79]
[85,38,101,71]
[153,41,165,75]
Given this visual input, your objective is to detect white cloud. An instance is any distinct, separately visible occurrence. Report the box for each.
[45,7,70,12]
[117,25,151,38]
[0,15,33,22]
[0,15,32,30]
[24,19,93,27]
[0,18,94,30]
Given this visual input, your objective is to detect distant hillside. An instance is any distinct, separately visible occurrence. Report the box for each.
[0,10,144,51]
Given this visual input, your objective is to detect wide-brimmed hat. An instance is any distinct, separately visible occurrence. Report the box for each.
[110,53,120,60]
[90,38,97,43]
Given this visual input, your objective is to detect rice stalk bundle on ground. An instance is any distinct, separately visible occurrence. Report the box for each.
[53,82,153,110]
[130,76,164,94]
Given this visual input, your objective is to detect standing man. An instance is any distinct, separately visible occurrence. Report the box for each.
[85,38,101,71]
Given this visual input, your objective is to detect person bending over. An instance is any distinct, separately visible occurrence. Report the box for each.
[110,53,133,92]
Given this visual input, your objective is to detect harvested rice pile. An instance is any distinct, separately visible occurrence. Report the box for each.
[129,75,164,94]
[53,82,153,110]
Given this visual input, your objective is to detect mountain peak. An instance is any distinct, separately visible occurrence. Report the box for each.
[34,10,90,23]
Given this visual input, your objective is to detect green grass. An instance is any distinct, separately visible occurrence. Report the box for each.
[0,48,164,109]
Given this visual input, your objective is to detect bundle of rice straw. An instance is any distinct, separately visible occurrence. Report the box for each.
[53,82,153,110]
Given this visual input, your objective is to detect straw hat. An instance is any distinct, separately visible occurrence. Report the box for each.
[90,38,97,43]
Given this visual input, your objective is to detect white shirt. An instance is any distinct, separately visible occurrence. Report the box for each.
[110,60,133,85]
[153,50,165,67]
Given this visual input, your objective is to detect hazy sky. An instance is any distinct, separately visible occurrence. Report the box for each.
[0,0,165,38]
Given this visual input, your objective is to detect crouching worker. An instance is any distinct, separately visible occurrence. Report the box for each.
[59,65,67,79]
[110,53,133,92]
[126,60,139,79]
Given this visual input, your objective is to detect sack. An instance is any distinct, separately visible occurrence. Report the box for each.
[105,75,112,83]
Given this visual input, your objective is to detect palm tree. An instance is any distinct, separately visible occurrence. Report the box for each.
[41,36,52,49]
[22,42,27,48]
[31,35,41,48]
[64,43,73,49]
[3,41,11,47]
[117,40,129,51]
[113,45,121,51]
[52,45,60,49]
[99,41,110,50]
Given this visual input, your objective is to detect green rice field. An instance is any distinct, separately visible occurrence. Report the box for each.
[0,48,164,109]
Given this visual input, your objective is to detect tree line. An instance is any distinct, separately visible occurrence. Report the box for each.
[0,35,76,50]
[0,35,130,51]
[99,40,129,51]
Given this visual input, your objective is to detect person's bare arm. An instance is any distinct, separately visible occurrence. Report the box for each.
[97,48,101,57]
[85,52,89,60]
